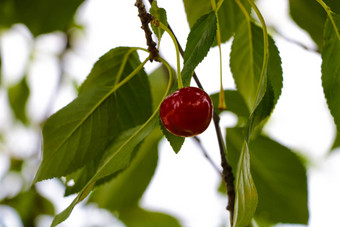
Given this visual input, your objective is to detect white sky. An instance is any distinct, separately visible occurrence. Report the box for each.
[1,0,340,226]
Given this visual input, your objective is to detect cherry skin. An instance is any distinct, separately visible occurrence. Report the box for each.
[160,87,213,137]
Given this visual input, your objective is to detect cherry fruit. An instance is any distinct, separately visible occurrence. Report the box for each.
[160,87,213,137]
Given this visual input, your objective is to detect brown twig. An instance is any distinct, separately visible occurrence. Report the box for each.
[269,26,320,53]
[193,137,222,176]
[213,113,235,224]
[135,0,158,61]
[145,0,235,224]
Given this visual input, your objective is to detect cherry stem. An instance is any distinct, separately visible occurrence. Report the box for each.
[211,0,227,110]
[115,47,148,86]
[114,56,150,91]
[210,0,217,10]
[156,56,175,101]
[156,20,183,89]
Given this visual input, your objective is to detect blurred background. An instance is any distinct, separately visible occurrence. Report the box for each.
[1,0,340,226]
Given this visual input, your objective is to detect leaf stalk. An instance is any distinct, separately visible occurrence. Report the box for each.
[211,0,227,110]
[155,20,183,89]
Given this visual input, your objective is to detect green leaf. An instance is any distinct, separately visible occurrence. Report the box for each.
[0,0,85,36]
[182,0,211,27]
[229,18,283,226]
[322,14,340,142]
[88,128,163,211]
[65,64,171,194]
[8,76,30,125]
[149,65,172,110]
[267,34,283,106]
[230,21,283,137]
[230,21,264,109]
[227,128,309,225]
[215,0,251,44]
[182,0,250,43]
[49,48,174,226]
[51,115,159,226]
[160,120,184,154]
[34,47,152,182]
[254,218,273,227]
[63,153,103,196]
[230,21,282,110]
[119,205,182,227]
[181,11,217,87]
[64,60,172,196]
[79,47,149,95]
[0,1,15,28]
[150,0,168,41]
[231,140,258,227]
[10,157,24,172]
[87,66,169,208]
[289,0,340,49]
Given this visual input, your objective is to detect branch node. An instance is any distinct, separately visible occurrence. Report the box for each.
[135,0,158,61]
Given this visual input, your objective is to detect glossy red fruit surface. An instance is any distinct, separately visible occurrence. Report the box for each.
[160,87,213,137]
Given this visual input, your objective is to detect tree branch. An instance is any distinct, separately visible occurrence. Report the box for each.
[212,113,235,224]
[145,0,235,223]
[135,0,158,61]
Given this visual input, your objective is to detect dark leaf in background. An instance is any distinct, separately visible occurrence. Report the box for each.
[0,0,85,36]
[89,128,162,211]
[0,45,2,86]
[8,76,30,125]
[119,205,182,227]
[2,187,55,227]
[148,65,171,111]
[9,157,24,172]
[226,128,309,225]
[182,0,250,43]
[289,0,340,49]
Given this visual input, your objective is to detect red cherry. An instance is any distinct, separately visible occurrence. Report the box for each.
[160,87,213,137]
